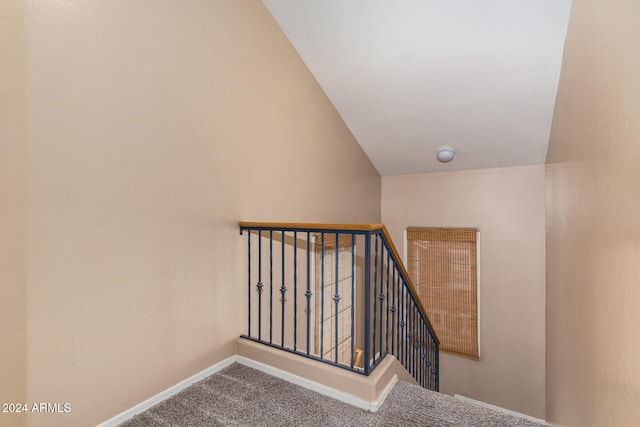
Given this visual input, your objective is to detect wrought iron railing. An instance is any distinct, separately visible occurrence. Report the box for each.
[239,222,439,391]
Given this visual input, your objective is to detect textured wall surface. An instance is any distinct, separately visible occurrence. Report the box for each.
[23,1,380,425]
[545,0,640,425]
[383,165,546,419]
[0,1,28,426]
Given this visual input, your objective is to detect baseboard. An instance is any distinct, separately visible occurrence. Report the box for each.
[97,356,238,427]
[236,356,395,412]
[97,353,398,426]
[454,394,547,424]
[373,373,398,411]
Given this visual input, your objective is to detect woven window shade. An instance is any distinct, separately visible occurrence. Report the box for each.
[407,227,479,359]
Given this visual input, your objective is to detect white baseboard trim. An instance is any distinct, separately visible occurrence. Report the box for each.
[97,356,238,427]
[236,356,392,412]
[97,354,396,426]
[454,394,547,424]
[374,373,398,412]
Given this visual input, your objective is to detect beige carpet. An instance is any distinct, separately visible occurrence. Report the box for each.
[120,363,548,426]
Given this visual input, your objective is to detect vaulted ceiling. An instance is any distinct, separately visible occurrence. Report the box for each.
[263,0,572,175]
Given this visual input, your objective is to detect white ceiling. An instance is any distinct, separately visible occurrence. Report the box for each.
[263,0,572,176]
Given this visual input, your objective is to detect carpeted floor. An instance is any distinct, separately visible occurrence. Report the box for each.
[120,363,549,426]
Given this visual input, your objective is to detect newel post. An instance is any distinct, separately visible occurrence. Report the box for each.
[363,232,372,375]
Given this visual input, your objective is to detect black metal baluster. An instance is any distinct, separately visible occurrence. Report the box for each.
[410,301,414,378]
[320,233,325,359]
[420,301,428,385]
[258,231,263,341]
[431,335,435,390]
[398,272,402,358]
[391,264,396,357]
[420,318,425,387]
[433,335,437,390]
[427,334,431,390]
[350,234,355,369]
[385,248,390,353]
[430,329,435,390]
[269,230,273,344]
[281,231,286,348]
[414,304,419,382]
[378,235,384,356]
[372,235,378,363]
[396,273,400,360]
[247,229,251,337]
[404,293,410,374]
[334,232,340,364]
[378,238,384,357]
[417,311,421,387]
[363,233,371,375]
[403,282,409,370]
[398,278,404,367]
[429,334,434,390]
[411,300,417,377]
[435,336,440,391]
[294,231,297,352]
[416,304,420,382]
[407,299,412,376]
[305,232,311,355]
[405,297,410,376]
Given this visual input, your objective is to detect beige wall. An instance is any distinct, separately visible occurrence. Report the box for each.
[545,0,640,425]
[382,165,546,419]
[23,1,380,426]
[0,1,28,426]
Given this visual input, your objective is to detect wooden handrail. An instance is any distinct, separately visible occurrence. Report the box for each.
[239,221,385,232]
[378,225,440,345]
[238,221,439,345]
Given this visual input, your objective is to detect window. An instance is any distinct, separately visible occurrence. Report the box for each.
[406,227,479,359]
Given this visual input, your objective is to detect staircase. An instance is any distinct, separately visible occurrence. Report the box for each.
[238,222,439,391]
[119,362,549,427]
[112,224,552,426]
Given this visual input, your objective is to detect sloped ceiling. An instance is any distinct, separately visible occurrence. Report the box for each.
[263,0,572,175]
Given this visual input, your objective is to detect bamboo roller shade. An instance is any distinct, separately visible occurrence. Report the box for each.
[407,227,479,360]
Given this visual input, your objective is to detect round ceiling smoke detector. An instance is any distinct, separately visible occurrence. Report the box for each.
[437,147,455,163]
